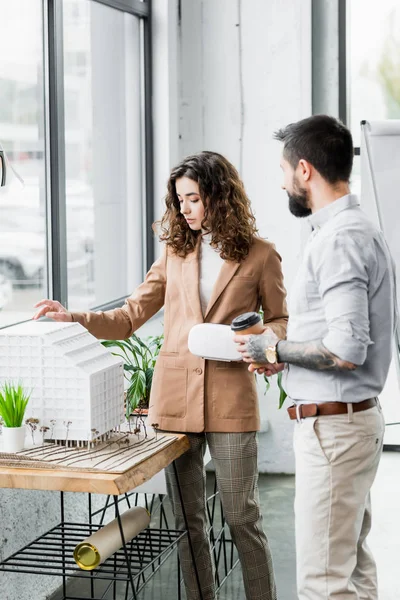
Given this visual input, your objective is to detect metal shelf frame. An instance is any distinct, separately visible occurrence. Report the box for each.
[0,473,239,600]
[0,461,205,600]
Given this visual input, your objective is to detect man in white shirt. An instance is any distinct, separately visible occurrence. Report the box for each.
[235,115,395,599]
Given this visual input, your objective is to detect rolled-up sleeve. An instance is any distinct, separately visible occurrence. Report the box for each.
[312,232,373,365]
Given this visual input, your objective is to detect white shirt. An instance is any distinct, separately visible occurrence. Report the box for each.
[199,233,224,316]
[283,194,396,403]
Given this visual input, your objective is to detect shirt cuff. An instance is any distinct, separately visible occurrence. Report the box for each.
[322,329,370,366]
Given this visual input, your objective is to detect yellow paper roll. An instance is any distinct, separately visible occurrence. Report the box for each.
[74,506,150,570]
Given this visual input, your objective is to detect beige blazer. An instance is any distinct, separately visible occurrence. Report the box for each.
[72,237,288,432]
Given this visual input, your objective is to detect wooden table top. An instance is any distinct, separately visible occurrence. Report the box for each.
[0,433,189,495]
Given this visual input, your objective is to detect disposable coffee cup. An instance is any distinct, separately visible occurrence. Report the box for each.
[231,312,265,368]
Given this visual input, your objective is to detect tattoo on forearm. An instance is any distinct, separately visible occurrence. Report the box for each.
[277,340,356,372]
[247,336,269,364]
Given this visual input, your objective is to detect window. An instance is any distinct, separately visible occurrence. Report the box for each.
[0,0,152,327]
[63,0,144,310]
[348,0,400,147]
[0,0,47,326]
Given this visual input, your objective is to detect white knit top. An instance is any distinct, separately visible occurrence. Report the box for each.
[199,233,224,316]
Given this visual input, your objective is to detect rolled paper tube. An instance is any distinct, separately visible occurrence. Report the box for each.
[74,506,150,570]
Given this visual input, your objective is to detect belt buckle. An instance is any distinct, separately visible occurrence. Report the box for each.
[296,404,303,423]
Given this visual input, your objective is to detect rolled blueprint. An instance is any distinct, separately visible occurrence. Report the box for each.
[74,506,150,570]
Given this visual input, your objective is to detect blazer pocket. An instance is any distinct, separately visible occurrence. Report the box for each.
[151,365,187,418]
[212,364,257,419]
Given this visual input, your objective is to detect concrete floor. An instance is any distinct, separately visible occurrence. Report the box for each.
[49,451,400,600]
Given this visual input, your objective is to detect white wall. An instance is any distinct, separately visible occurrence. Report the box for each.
[153,0,312,473]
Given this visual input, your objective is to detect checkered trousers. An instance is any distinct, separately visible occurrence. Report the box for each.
[165,432,277,600]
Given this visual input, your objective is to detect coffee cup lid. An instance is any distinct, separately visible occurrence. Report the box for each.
[230,312,261,331]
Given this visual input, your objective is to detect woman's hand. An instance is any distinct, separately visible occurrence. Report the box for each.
[33,299,73,322]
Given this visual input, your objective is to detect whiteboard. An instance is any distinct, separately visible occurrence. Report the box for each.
[360,120,400,435]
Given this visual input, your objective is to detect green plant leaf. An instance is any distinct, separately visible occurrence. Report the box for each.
[277,371,287,409]
[124,364,140,373]
[104,332,163,416]
[102,339,140,368]
[126,338,145,357]
[263,375,270,394]
[131,333,150,354]
[101,340,120,349]
[102,340,133,354]
[130,333,150,368]
[0,382,30,427]
[126,370,146,417]
[148,335,164,354]
[0,394,13,427]
[144,368,154,393]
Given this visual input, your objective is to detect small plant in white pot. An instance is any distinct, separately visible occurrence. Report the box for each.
[0,382,30,453]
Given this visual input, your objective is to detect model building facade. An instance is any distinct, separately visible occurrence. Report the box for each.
[0,321,124,443]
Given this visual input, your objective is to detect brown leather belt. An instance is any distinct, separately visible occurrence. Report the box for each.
[287,397,377,420]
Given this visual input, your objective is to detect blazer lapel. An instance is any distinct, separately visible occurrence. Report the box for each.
[182,241,204,323]
[204,260,240,319]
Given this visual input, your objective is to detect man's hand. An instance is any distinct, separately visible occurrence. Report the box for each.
[234,327,280,362]
[248,362,285,376]
[234,327,283,373]
[33,299,73,322]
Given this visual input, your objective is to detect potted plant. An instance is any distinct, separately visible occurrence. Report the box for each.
[0,382,30,453]
[102,333,163,418]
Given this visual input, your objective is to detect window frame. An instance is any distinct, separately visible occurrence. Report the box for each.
[312,0,360,156]
[45,0,153,314]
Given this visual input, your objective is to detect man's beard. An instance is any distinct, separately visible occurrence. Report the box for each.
[287,187,312,218]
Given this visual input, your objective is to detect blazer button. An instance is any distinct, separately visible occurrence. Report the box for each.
[195,368,203,375]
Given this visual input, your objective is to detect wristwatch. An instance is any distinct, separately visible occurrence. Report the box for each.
[265,344,278,364]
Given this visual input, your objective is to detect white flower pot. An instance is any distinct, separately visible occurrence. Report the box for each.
[2,426,26,453]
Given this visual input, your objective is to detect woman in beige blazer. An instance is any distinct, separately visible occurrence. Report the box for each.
[34,151,287,600]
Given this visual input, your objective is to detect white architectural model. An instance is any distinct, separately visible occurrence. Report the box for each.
[0,321,124,444]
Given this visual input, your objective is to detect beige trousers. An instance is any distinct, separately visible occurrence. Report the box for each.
[294,404,385,599]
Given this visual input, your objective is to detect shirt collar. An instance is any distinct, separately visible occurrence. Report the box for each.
[309,194,360,230]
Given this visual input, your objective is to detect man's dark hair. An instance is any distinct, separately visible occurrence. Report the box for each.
[274,115,354,184]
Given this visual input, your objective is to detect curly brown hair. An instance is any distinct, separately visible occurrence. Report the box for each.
[157,151,258,262]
